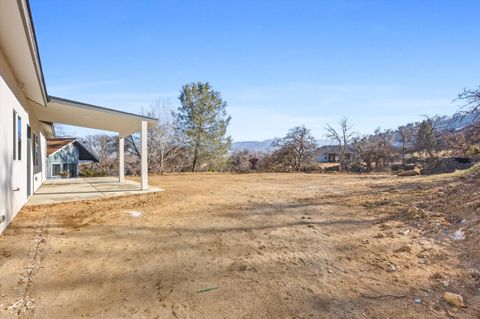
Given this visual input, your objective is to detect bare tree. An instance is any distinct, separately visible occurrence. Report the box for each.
[351,129,396,171]
[372,129,396,169]
[271,126,317,171]
[229,150,252,172]
[53,124,68,137]
[81,134,117,174]
[455,86,480,151]
[464,122,480,146]
[145,100,184,173]
[324,118,356,170]
[456,87,480,121]
[351,136,375,171]
[126,99,187,173]
[444,131,469,156]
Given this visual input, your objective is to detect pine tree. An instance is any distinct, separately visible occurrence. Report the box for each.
[416,120,436,158]
[175,82,232,172]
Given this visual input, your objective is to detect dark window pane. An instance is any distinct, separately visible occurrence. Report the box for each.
[13,111,16,160]
[34,134,40,166]
[52,164,61,176]
[17,116,22,160]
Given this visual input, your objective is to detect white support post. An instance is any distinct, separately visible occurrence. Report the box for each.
[119,136,125,183]
[141,121,148,190]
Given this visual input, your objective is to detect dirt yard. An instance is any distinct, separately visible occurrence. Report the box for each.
[0,171,479,318]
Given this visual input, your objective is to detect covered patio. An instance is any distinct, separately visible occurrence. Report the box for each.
[26,177,162,206]
[31,95,158,190]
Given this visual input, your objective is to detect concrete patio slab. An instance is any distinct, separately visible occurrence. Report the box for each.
[26,177,162,206]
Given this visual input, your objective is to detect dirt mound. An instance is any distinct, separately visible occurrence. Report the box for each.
[421,157,476,175]
[395,165,480,316]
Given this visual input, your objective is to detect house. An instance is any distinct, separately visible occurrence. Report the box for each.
[315,145,355,163]
[0,0,158,234]
[46,138,99,178]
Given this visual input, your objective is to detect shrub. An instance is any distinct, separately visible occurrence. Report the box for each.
[79,169,107,177]
[59,171,70,178]
[466,144,480,156]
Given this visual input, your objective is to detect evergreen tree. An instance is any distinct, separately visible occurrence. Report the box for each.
[175,82,232,172]
[416,120,436,158]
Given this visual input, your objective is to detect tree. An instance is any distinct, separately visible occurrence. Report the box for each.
[271,125,317,171]
[444,131,469,156]
[249,156,259,170]
[351,136,375,171]
[229,150,252,172]
[416,120,436,158]
[174,82,232,172]
[351,129,396,171]
[126,100,186,173]
[456,87,480,120]
[455,86,480,148]
[324,118,356,170]
[398,125,414,165]
[81,134,116,173]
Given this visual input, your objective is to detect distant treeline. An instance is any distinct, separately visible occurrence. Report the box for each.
[75,84,480,175]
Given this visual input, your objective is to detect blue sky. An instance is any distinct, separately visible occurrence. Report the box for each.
[31,0,480,141]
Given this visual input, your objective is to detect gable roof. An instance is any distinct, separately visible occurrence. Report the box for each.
[47,138,99,162]
[47,138,76,156]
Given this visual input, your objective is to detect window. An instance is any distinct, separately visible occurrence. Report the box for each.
[52,164,61,176]
[17,115,22,160]
[12,111,22,160]
[33,134,40,165]
[13,110,16,160]
[62,163,77,177]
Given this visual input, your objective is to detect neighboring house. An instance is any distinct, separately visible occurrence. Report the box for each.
[0,0,157,234]
[47,138,98,178]
[315,145,355,163]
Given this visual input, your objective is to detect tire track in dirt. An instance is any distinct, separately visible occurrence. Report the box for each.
[7,210,49,318]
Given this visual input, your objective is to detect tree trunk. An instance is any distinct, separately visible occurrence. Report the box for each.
[192,154,197,172]
[192,145,199,172]
[159,149,164,174]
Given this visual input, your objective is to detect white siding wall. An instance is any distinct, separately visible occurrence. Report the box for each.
[0,74,28,233]
[0,51,47,234]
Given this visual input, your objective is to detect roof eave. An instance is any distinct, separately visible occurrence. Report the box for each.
[47,95,158,123]
[20,0,48,106]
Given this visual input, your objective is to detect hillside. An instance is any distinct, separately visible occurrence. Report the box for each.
[231,113,478,153]
[231,138,330,153]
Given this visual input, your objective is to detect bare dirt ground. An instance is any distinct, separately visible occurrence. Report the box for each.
[0,170,479,318]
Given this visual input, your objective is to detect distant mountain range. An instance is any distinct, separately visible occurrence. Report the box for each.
[231,139,330,153]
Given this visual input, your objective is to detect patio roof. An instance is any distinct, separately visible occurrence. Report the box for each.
[1,1,158,138]
[31,96,158,137]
